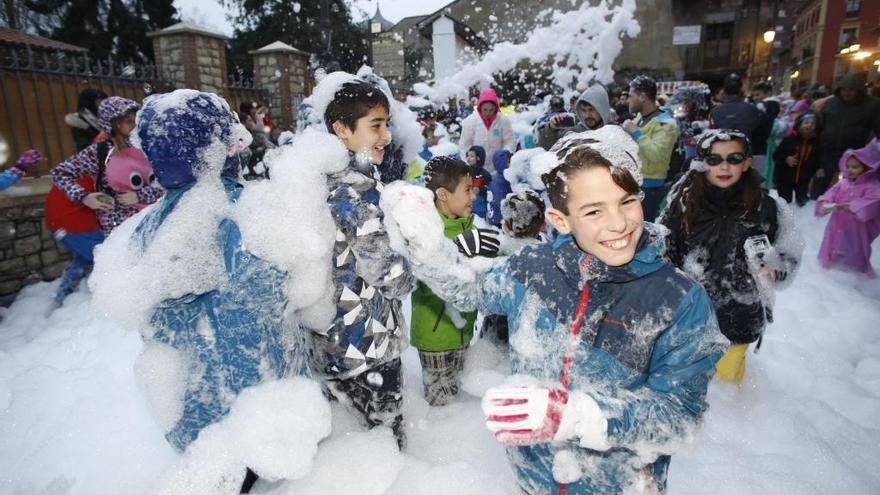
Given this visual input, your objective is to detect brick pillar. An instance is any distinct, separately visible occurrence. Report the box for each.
[251,42,312,129]
[149,22,228,95]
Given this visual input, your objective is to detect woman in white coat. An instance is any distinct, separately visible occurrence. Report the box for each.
[460,88,516,173]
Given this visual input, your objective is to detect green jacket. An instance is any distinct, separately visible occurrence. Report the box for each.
[631,110,680,185]
[410,210,479,351]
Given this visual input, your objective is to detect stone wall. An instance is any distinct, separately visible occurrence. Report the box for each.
[253,50,310,128]
[197,36,227,94]
[0,178,70,300]
[152,35,189,89]
[372,32,406,81]
[150,26,228,96]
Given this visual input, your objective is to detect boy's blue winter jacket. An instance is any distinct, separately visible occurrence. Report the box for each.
[133,91,307,452]
[142,180,308,452]
[443,226,724,493]
[487,150,513,226]
[306,156,417,380]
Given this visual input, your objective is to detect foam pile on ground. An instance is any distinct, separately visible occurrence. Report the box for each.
[154,378,331,494]
[234,129,349,327]
[1,180,879,495]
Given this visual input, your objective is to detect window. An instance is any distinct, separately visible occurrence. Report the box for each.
[704,21,734,67]
[839,27,858,48]
[846,0,860,17]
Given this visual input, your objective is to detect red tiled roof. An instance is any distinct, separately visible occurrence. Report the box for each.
[0,27,87,52]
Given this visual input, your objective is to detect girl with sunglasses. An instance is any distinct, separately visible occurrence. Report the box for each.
[660,129,802,384]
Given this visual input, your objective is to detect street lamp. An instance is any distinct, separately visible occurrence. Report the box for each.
[763,30,776,43]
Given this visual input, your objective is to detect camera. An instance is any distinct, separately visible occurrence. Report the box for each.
[555,114,576,128]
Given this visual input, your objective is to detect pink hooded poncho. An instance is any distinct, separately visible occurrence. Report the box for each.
[815,139,880,277]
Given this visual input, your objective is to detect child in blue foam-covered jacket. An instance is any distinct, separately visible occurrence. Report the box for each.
[393,126,725,494]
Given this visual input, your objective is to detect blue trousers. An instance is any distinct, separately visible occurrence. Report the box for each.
[54,230,104,304]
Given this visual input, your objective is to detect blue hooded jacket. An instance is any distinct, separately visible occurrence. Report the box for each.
[430,225,724,493]
[487,149,513,226]
[134,90,307,451]
[468,145,492,219]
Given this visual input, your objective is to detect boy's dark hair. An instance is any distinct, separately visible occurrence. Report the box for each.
[723,73,743,97]
[502,190,546,239]
[324,80,390,134]
[629,75,657,100]
[424,156,471,195]
[542,138,640,215]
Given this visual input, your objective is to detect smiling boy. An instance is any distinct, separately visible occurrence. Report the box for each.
[390,126,724,493]
[411,156,500,406]
[309,80,417,449]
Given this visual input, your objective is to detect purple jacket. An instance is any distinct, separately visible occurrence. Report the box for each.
[816,139,880,276]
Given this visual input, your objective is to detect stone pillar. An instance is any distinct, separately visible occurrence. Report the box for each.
[0,178,71,300]
[250,42,312,129]
[149,22,228,95]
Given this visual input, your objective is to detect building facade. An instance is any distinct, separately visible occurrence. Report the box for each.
[791,0,879,93]
[369,0,827,96]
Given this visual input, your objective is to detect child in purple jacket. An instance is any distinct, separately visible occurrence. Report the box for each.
[816,139,880,277]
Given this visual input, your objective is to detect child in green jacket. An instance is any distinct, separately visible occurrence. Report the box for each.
[412,156,500,405]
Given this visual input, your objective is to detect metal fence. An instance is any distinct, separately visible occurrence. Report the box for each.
[226,73,269,119]
[0,45,170,175]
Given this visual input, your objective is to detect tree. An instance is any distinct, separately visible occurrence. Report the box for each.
[3,0,177,64]
[223,0,368,77]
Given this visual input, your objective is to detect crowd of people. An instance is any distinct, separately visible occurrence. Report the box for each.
[1,64,878,494]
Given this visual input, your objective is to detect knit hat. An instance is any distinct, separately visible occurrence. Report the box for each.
[98,96,139,134]
[136,89,250,188]
[15,149,42,171]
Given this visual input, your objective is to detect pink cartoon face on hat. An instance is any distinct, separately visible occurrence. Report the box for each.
[106,148,156,210]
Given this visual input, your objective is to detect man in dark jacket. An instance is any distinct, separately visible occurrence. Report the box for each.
[64,88,108,152]
[812,72,880,198]
[711,74,771,176]
[535,86,611,150]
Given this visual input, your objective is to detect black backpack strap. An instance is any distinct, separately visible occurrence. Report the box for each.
[95,141,113,196]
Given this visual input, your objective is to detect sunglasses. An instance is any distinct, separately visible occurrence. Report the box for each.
[704,152,747,166]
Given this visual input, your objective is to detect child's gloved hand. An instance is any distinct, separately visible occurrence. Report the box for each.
[482,385,609,450]
[454,228,500,257]
[14,149,42,173]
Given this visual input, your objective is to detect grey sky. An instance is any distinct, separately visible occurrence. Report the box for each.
[172,0,453,37]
